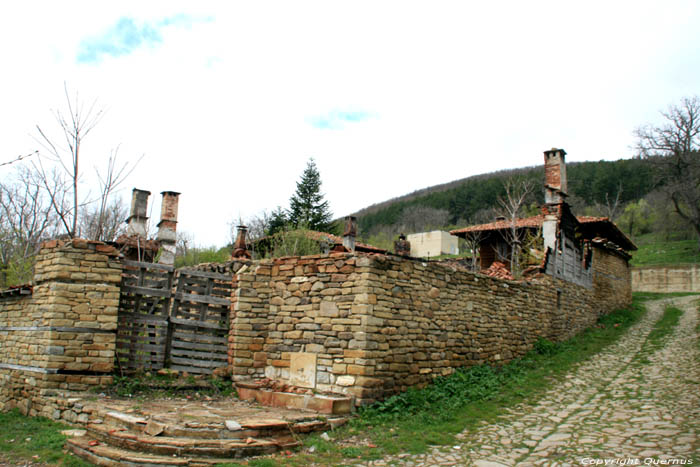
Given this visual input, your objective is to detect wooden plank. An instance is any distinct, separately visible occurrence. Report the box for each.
[170,356,225,368]
[173,292,229,306]
[169,348,228,361]
[116,342,165,353]
[117,313,168,325]
[167,339,226,352]
[170,317,227,331]
[121,285,172,298]
[172,331,228,344]
[123,260,175,272]
[178,269,232,281]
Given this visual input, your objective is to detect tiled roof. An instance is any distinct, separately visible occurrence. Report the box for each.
[450,215,544,235]
[450,214,636,251]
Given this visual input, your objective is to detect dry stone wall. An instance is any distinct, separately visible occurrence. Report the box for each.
[230,250,631,405]
[592,246,633,309]
[0,239,121,420]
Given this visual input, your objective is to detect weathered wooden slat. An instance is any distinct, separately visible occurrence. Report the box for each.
[170,356,226,368]
[121,285,172,298]
[170,317,227,331]
[167,339,226,352]
[116,342,165,353]
[171,330,228,344]
[173,292,229,306]
[117,313,168,325]
[178,269,232,281]
[169,348,228,361]
[123,260,175,272]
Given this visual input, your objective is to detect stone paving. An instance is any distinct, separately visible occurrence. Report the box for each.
[361,296,699,466]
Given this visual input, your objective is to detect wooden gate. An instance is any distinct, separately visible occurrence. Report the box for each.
[116,263,232,375]
[116,261,174,372]
[168,269,232,374]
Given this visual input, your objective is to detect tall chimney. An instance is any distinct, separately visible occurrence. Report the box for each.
[126,189,151,238]
[544,148,567,204]
[342,216,357,252]
[156,191,180,266]
[232,225,251,259]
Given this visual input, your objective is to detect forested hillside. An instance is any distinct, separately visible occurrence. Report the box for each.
[353,157,692,257]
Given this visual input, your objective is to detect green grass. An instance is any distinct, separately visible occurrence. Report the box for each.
[0,409,91,466]
[630,232,700,266]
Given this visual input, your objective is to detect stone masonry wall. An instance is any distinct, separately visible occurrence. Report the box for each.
[0,239,121,421]
[230,251,631,405]
[592,245,632,311]
[631,263,700,293]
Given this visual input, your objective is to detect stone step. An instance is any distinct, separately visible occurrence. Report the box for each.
[66,436,265,467]
[85,423,298,457]
[102,410,342,439]
[236,383,353,415]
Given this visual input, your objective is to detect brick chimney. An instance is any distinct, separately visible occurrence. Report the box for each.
[544,148,567,204]
[156,191,180,265]
[342,216,357,252]
[394,233,411,256]
[126,189,151,238]
[232,225,251,259]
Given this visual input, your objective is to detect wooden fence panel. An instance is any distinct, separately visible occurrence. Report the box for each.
[168,269,232,374]
[116,261,174,372]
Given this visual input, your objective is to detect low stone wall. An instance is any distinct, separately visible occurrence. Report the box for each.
[0,239,121,420]
[231,250,631,405]
[632,264,700,293]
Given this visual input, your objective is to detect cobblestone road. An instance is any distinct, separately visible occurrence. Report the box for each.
[363,296,699,466]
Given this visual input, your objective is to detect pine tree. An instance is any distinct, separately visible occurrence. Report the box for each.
[288,158,333,232]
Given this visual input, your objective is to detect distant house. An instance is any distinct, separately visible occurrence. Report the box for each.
[450,149,636,285]
[407,230,459,257]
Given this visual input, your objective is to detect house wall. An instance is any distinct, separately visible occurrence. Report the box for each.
[0,239,121,421]
[592,245,632,310]
[230,251,630,405]
[631,264,700,293]
[407,231,459,257]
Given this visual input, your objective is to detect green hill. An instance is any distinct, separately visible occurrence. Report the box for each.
[355,158,656,237]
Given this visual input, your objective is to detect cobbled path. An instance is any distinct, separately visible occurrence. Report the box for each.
[362,297,699,466]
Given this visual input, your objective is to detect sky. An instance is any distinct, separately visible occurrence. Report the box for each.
[1,1,699,247]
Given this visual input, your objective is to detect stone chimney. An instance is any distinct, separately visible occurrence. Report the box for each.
[232,225,251,259]
[544,148,567,204]
[156,191,180,266]
[342,216,357,252]
[543,148,567,252]
[126,189,151,238]
[394,233,411,256]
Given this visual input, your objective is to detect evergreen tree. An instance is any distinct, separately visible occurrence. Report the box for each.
[288,158,333,232]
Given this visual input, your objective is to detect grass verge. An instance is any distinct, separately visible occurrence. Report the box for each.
[222,297,648,466]
[0,409,91,466]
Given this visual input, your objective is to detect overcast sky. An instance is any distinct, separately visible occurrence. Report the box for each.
[1,1,698,246]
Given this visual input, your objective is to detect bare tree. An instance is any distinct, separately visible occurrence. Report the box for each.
[0,166,57,286]
[31,84,139,239]
[496,178,535,277]
[635,96,700,250]
[461,230,484,272]
[597,181,623,220]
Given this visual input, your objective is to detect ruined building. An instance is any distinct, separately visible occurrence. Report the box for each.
[1,148,635,422]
